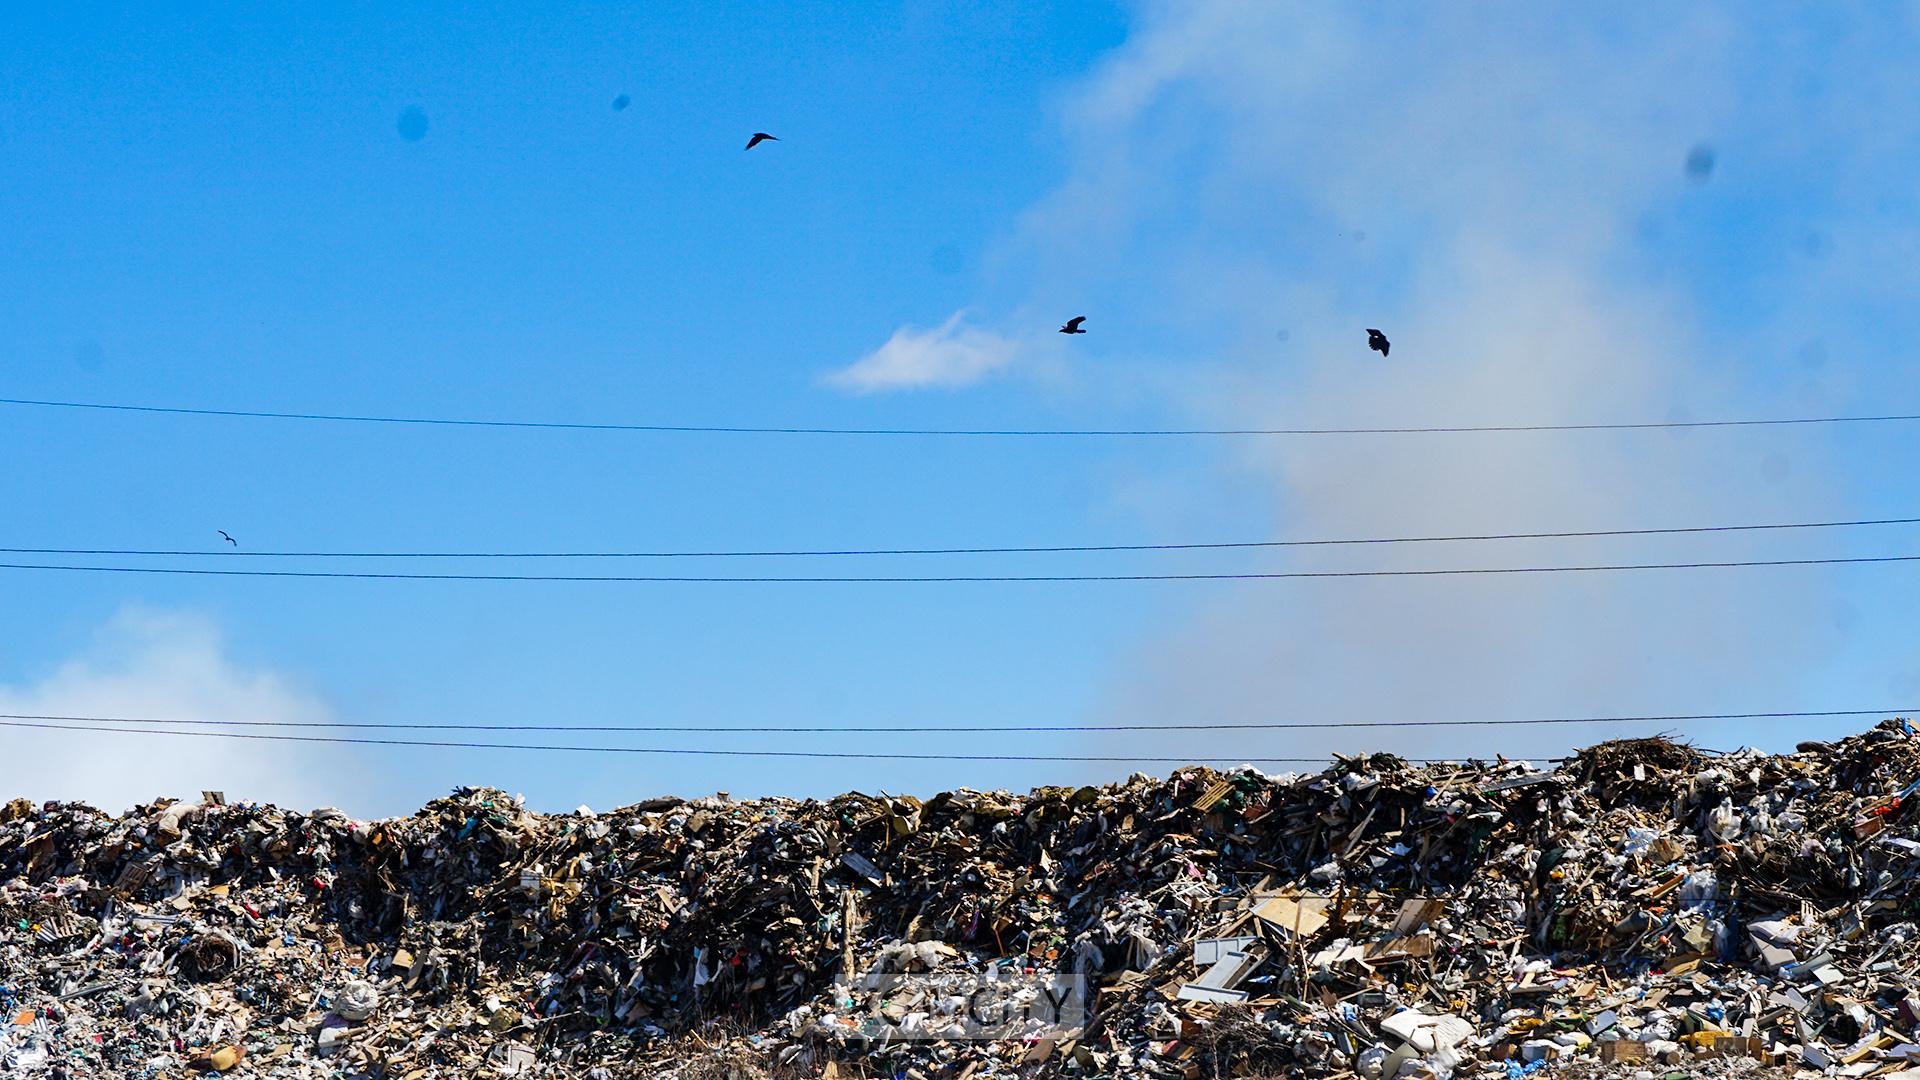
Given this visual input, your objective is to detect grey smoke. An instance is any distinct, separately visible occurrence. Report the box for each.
[1006,4,1905,776]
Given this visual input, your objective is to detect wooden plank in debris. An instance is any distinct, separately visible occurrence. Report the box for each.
[1191,779,1234,813]
[1641,872,1688,901]
[1391,898,1444,936]
[1362,934,1435,964]
[1599,1040,1647,1064]
[1254,894,1330,938]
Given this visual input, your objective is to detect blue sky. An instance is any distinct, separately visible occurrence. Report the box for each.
[3,3,1919,816]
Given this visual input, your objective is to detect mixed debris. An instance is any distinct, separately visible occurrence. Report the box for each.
[5,723,1920,1077]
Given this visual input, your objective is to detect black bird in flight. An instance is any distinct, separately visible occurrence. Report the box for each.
[745,132,778,150]
[1366,328,1390,356]
[1059,316,1087,335]
[218,531,236,546]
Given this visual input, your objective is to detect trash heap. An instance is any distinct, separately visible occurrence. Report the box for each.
[7,724,1920,1078]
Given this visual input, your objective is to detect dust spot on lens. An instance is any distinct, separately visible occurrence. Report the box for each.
[1833,601,1858,636]
[1664,405,1695,439]
[1685,143,1715,181]
[396,105,429,141]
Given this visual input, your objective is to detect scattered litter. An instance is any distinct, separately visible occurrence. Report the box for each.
[1,725,1919,1075]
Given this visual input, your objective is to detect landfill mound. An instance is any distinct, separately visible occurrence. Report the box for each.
[4,727,1920,1079]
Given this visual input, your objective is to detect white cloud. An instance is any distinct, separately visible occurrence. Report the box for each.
[0,608,372,814]
[826,311,1020,392]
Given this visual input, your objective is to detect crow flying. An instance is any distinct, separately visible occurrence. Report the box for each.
[1366,328,1390,356]
[745,132,778,150]
[1059,316,1087,335]
[218,531,236,546]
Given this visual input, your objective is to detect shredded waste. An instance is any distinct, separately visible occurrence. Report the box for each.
[6,723,1920,1077]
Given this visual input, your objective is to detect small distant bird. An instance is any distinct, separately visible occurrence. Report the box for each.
[1366,328,1390,356]
[745,132,778,150]
[612,94,631,112]
[1059,316,1087,335]
[218,531,236,546]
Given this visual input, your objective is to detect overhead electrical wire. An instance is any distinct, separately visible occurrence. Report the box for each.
[0,553,1912,582]
[0,708,1901,735]
[6,515,1917,560]
[0,718,1500,764]
[4,395,1920,438]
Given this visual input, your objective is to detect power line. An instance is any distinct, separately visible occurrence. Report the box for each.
[0,553,1913,582]
[5,395,1920,438]
[0,718,1497,764]
[0,708,1901,734]
[9,516,1917,560]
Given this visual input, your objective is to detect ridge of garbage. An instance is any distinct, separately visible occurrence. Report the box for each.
[4,722,1920,1078]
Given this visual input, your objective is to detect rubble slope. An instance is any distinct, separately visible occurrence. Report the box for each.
[3,724,1920,1078]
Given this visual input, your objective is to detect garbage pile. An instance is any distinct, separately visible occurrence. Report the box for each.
[8,723,1920,1077]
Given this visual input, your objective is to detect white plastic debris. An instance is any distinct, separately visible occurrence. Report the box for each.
[336,979,379,1022]
[1378,1009,1475,1054]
